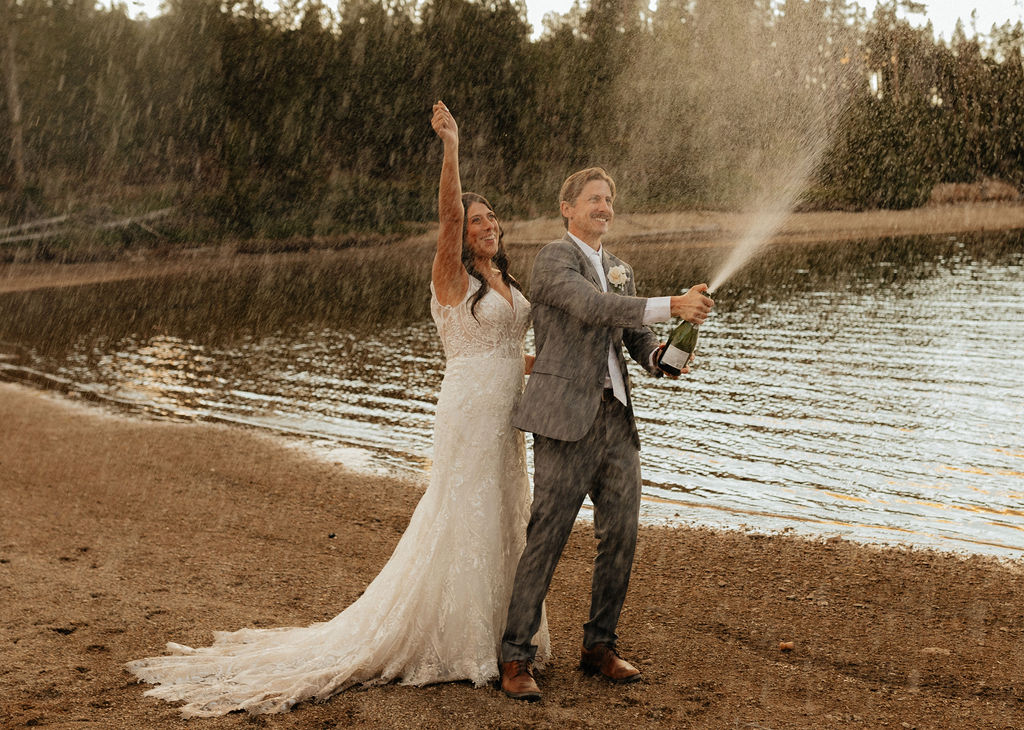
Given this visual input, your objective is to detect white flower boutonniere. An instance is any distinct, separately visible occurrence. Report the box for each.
[607,265,629,291]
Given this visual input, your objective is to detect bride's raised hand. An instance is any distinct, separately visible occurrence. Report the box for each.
[431,99,467,306]
[431,101,459,147]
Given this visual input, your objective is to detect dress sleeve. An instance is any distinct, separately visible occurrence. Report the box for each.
[430,281,456,324]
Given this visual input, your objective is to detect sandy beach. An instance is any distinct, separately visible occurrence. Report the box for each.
[2,203,1024,728]
[3,381,1024,729]
[2,201,1022,294]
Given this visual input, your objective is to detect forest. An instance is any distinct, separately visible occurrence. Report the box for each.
[1,0,1022,242]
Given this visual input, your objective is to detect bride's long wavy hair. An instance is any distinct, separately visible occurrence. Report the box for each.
[461,192,522,319]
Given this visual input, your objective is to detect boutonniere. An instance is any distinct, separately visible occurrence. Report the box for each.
[607,265,629,292]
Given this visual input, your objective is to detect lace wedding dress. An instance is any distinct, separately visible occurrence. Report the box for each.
[126,278,549,717]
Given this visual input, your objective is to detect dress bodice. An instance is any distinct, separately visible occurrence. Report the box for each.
[430,277,530,361]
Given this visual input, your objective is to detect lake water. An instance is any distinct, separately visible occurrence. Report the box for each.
[2,231,1022,556]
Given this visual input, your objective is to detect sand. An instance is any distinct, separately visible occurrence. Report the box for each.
[3,381,1024,729]
[2,201,1022,294]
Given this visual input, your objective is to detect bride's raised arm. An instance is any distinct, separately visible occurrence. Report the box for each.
[430,101,468,307]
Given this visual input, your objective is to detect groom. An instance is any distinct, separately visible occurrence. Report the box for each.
[499,167,713,701]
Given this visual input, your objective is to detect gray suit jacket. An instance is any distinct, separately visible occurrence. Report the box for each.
[513,235,662,446]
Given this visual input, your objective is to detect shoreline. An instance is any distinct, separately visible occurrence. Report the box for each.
[2,201,1022,294]
[3,382,1024,728]
[5,365,1021,561]
[503,200,1024,247]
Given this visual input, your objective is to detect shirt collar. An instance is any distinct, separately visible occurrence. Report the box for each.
[568,231,602,259]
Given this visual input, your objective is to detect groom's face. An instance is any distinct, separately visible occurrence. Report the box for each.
[562,180,614,245]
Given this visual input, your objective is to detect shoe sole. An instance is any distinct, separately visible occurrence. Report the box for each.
[503,688,542,702]
[579,663,642,684]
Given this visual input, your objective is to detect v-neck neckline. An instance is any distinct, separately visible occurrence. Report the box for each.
[473,275,515,310]
[491,282,515,310]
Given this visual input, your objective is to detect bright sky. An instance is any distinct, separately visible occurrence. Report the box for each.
[520,0,1024,40]
[126,0,1024,42]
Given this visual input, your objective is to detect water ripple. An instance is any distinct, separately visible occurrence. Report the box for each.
[1,233,1022,555]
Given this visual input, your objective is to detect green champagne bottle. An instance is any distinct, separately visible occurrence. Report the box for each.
[657,320,698,376]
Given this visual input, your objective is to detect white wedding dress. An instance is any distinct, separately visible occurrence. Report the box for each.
[127,277,549,717]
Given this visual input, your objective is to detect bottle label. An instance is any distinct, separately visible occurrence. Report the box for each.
[660,343,691,370]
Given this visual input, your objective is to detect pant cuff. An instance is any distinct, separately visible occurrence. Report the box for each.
[501,640,537,663]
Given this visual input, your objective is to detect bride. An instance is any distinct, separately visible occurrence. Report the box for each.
[126,101,549,717]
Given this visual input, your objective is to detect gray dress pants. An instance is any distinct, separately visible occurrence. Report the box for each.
[501,394,642,662]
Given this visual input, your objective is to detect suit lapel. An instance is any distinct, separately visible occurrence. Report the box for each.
[601,250,612,286]
[564,234,603,290]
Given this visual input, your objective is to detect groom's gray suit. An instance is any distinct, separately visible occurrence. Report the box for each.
[501,233,662,662]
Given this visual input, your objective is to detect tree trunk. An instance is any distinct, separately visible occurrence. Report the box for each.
[1,4,26,191]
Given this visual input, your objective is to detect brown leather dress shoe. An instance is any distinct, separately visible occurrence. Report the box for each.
[500,659,541,701]
[579,643,642,683]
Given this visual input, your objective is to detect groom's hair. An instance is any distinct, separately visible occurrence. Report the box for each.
[559,167,616,228]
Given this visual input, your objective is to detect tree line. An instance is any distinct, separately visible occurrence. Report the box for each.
[1,0,1022,240]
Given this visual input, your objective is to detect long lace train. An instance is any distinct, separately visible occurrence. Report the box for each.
[126,279,549,716]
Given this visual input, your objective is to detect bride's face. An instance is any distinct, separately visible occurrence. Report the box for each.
[465,202,499,260]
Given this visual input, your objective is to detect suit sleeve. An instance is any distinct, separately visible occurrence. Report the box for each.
[530,242,647,328]
[623,321,662,376]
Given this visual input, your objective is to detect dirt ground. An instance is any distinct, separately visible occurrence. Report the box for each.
[3,382,1024,730]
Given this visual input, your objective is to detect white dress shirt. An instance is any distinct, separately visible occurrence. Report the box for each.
[568,233,673,405]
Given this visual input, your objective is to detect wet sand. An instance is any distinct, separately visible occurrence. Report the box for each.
[3,382,1024,729]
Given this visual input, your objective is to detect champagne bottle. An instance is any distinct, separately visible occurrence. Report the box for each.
[657,320,698,377]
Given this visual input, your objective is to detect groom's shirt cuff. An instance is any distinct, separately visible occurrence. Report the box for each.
[642,296,672,324]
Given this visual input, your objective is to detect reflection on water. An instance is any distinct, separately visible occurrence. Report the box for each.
[2,232,1023,556]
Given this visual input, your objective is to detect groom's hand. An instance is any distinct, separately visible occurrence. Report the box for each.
[669,284,713,324]
[653,343,691,378]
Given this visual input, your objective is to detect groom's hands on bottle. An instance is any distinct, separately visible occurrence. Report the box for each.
[658,283,711,377]
[653,343,692,378]
[669,284,713,324]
